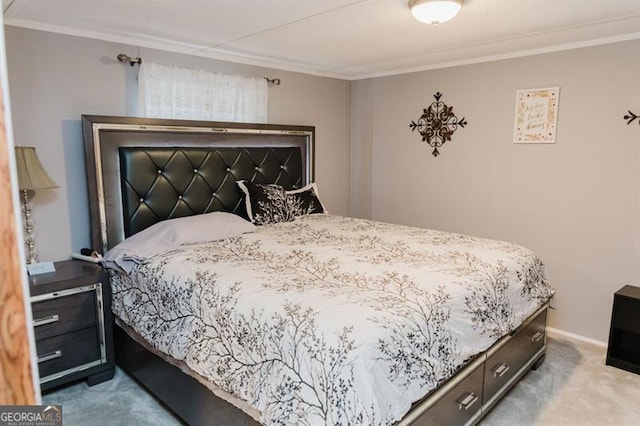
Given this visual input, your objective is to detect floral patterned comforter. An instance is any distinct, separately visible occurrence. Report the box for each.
[110,214,553,425]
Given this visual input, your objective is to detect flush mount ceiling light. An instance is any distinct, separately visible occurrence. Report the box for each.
[409,0,463,25]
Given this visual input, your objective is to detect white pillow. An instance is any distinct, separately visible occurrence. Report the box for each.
[163,211,256,245]
[102,211,255,273]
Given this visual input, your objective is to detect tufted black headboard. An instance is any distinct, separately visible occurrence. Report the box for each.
[82,115,314,254]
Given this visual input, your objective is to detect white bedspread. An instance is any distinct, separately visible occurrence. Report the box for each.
[110,214,553,425]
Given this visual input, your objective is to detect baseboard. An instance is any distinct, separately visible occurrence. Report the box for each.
[547,326,608,348]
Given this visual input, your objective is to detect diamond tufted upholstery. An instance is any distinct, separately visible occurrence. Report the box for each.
[119,147,304,237]
[82,115,314,253]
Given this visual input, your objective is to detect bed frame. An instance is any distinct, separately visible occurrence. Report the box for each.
[82,115,548,426]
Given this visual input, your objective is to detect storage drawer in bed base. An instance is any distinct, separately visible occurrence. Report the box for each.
[399,304,549,426]
[408,357,486,426]
[482,345,545,414]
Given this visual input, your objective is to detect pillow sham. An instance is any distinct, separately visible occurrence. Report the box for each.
[102,211,255,273]
[287,183,327,216]
[165,211,256,246]
[237,181,326,225]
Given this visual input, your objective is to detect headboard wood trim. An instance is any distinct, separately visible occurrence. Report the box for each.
[82,115,315,254]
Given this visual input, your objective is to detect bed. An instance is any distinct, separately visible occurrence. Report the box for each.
[82,115,554,426]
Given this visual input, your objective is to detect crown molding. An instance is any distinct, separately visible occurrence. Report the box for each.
[5,18,640,81]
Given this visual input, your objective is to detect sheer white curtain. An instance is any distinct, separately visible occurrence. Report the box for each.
[138,62,268,123]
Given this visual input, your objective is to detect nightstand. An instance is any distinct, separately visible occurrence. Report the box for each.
[606,285,640,375]
[29,260,115,391]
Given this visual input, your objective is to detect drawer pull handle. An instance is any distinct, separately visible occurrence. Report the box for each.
[37,350,62,363]
[492,362,510,378]
[530,331,543,343]
[456,392,479,411]
[33,314,59,327]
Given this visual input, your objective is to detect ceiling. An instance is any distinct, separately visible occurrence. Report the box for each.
[3,0,640,80]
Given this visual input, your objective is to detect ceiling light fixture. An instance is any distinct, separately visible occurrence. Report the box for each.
[409,0,463,25]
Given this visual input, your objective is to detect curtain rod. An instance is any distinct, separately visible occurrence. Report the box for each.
[116,53,281,85]
[117,53,142,66]
[263,77,281,86]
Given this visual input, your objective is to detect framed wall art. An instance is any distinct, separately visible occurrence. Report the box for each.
[513,87,559,144]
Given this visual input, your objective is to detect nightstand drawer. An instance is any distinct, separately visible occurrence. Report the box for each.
[32,290,97,340]
[36,327,100,379]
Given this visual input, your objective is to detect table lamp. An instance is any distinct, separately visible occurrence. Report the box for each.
[14,146,58,273]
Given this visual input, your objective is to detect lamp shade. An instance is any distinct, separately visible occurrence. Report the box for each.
[14,146,58,191]
[410,0,463,24]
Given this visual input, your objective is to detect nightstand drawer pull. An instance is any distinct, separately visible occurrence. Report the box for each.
[456,392,479,411]
[34,315,59,327]
[38,350,62,363]
[530,331,543,343]
[492,362,510,378]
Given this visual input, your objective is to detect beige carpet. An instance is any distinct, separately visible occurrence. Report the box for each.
[43,334,640,425]
[481,333,640,426]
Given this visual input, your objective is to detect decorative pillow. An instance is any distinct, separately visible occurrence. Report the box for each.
[287,183,327,216]
[237,181,326,225]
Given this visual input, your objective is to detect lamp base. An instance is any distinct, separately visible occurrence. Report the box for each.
[20,189,40,264]
[27,261,56,275]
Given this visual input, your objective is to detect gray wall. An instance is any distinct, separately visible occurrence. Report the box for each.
[351,40,640,342]
[4,26,351,261]
[6,25,640,342]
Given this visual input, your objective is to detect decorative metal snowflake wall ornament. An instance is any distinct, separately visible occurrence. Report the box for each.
[624,110,639,125]
[410,92,468,157]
